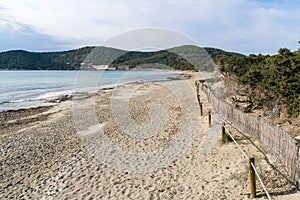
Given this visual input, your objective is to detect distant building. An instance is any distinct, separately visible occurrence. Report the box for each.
[107,65,116,70]
[92,65,108,70]
[116,65,130,71]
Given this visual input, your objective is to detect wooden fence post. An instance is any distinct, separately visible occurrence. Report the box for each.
[196,81,200,102]
[249,157,256,198]
[197,94,200,103]
[208,111,211,127]
[222,122,226,143]
[200,102,203,116]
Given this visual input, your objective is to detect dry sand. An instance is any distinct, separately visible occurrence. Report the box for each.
[1,72,299,199]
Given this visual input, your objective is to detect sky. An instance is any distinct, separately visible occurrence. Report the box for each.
[0,0,299,55]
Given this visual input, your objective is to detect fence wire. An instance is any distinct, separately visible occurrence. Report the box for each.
[196,80,273,199]
[251,162,272,200]
[196,80,300,184]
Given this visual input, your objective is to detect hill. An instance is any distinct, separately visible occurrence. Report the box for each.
[216,48,300,118]
[0,45,243,71]
[0,47,92,70]
[0,47,127,70]
[169,45,244,71]
[110,50,195,70]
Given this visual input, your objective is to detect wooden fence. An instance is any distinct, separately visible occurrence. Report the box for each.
[197,81,300,187]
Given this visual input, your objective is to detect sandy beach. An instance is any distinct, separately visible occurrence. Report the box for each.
[1,72,299,199]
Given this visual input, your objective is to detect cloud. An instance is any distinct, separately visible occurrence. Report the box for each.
[0,0,299,54]
[0,19,76,52]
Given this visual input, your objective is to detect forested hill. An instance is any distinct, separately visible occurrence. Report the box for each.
[0,47,126,70]
[0,45,243,70]
[204,47,244,58]
[216,48,300,117]
[110,45,244,71]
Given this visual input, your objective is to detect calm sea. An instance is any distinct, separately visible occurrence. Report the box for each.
[0,70,179,112]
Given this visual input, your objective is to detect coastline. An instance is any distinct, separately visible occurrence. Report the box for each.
[0,69,182,113]
[1,72,298,199]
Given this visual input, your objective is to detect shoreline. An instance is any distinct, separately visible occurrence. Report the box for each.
[0,69,187,113]
[1,72,299,199]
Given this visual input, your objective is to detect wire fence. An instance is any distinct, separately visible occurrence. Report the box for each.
[204,91,272,199]
[196,80,300,192]
[226,126,272,199]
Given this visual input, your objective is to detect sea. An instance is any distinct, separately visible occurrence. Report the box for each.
[0,70,179,112]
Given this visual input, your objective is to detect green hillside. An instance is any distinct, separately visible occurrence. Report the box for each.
[110,50,195,70]
[0,45,242,71]
[0,46,126,70]
[0,47,93,70]
[169,45,244,71]
[111,45,244,71]
[216,48,300,117]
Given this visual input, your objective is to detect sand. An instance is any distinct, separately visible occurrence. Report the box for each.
[1,72,299,199]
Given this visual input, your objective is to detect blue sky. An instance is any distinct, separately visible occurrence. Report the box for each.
[0,0,299,54]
